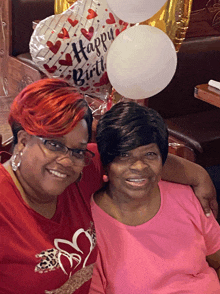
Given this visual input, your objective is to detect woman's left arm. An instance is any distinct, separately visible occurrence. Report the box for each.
[162,153,218,218]
[207,250,220,280]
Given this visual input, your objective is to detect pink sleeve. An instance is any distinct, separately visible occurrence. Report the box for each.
[202,213,220,255]
[190,190,220,256]
[89,251,106,294]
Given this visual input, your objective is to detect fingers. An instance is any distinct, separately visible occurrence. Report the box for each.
[200,198,219,219]
[200,198,213,218]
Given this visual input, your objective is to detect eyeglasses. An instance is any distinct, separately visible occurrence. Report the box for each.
[36,137,95,166]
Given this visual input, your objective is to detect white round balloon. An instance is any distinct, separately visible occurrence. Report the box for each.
[106,25,177,100]
[106,0,167,23]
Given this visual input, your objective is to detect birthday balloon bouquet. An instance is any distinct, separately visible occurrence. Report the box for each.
[30,0,192,113]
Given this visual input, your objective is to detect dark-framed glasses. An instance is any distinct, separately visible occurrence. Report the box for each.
[36,137,95,166]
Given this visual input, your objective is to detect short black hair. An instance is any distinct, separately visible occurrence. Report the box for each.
[96,101,168,166]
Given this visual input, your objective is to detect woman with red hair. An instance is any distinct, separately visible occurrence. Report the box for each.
[0,78,217,294]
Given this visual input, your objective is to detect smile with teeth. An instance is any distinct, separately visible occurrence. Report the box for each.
[49,169,67,178]
[127,178,146,182]
[126,178,147,186]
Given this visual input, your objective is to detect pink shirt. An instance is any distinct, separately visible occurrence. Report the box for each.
[90,181,220,294]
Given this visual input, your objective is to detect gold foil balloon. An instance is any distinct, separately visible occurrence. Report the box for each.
[54,0,77,14]
[55,0,193,51]
[141,0,193,52]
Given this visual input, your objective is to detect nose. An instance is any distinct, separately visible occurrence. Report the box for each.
[55,152,73,166]
[129,157,148,170]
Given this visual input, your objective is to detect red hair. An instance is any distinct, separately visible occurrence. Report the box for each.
[8,78,89,137]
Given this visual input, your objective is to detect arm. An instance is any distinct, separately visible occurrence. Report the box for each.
[162,153,218,218]
[207,250,220,280]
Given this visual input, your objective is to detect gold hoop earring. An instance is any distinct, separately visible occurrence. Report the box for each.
[11,152,23,172]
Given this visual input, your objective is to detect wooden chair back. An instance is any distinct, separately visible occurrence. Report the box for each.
[0,0,54,98]
[0,134,13,163]
[168,135,196,162]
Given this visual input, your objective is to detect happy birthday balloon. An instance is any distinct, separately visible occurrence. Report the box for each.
[107,25,177,100]
[30,0,126,100]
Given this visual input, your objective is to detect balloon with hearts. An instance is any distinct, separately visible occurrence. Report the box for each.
[29,0,127,100]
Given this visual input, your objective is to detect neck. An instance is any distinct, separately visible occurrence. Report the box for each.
[94,185,161,226]
[3,161,57,219]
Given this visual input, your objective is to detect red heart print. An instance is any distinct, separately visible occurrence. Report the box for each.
[64,75,71,80]
[94,72,109,87]
[46,40,61,54]
[115,29,120,36]
[101,72,109,85]
[43,64,57,73]
[68,18,79,27]
[58,28,70,39]
[81,27,94,41]
[87,9,98,19]
[59,53,73,66]
[122,23,129,32]
[80,86,90,92]
[106,13,115,24]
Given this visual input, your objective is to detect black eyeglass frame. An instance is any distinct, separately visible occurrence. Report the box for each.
[36,136,95,166]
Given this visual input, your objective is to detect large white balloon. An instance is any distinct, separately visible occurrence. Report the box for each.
[106,25,177,100]
[106,0,167,23]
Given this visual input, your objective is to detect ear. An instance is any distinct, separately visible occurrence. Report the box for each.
[16,130,32,152]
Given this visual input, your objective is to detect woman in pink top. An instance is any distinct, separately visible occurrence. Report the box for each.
[90,101,220,294]
[0,79,218,293]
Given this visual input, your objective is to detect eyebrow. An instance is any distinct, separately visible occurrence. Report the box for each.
[48,137,88,148]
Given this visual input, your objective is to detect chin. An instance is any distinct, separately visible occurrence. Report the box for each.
[42,182,70,198]
[39,172,79,197]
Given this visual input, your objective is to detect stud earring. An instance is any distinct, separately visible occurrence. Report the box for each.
[103,174,109,182]
[11,151,23,172]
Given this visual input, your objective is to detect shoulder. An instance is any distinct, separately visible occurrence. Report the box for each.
[0,163,14,189]
[159,180,194,197]
[159,180,200,212]
[0,164,22,217]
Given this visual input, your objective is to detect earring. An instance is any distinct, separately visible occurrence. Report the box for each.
[11,151,23,172]
[103,174,109,182]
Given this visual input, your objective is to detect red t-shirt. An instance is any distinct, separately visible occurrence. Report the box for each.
[0,143,103,294]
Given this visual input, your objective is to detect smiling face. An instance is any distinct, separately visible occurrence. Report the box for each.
[106,143,163,203]
[15,119,89,203]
